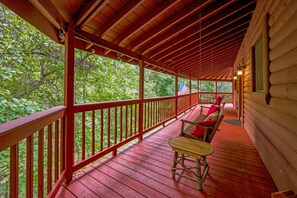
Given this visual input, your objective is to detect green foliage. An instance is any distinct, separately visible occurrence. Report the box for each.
[0,4,202,197]
[217,81,232,92]
[144,69,175,98]
[191,80,198,92]
[199,80,232,93]
[199,80,215,92]
[0,96,41,123]
[74,50,139,103]
[0,4,64,123]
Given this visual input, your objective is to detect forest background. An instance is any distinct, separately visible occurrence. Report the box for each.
[0,4,201,124]
[0,4,231,197]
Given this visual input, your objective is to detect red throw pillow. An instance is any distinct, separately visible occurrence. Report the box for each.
[192,120,217,137]
[206,105,220,116]
[214,96,222,105]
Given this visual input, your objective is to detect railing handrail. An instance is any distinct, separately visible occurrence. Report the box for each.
[0,106,66,151]
[74,99,141,112]
[73,93,199,112]
[198,91,232,94]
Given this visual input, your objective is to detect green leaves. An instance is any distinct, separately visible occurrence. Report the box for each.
[74,50,140,103]
[0,96,41,123]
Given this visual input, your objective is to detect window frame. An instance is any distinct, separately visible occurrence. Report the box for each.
[252,34,264,92]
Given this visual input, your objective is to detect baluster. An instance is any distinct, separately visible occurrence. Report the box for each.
[47,124,53,193]
[92,110,95,155]
[120,106,123,142]
[108,108,111,147]
[26,136,33,198]
[38,129,44,198]
[82,112,85,160]
[100,109,104,151]
[10,143,18,198]
[130,105,133,137]
[54,120,59,181]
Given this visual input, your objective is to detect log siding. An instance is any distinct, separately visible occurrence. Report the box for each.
[234,0,297,192]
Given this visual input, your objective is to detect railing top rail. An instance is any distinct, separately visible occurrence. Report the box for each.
[0,106,66,151]
[74,99,141,112]
[74,94,199,112]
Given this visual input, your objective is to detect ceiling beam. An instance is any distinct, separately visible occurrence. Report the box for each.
[2,0,59,42]
[113,0,177,45]
[173,43,242,70]
[167,34,243,64]
[74,0,103,27]
[126,0,211,51]
[29,0,65,28]
[169,34,245,65]
[175,46,240,73]
[162,27,248,66]
[154,18,250,62]
[172,42,242,72]
[75,0,110,29]
[172,39,243,68]
[75,30,140,60]
[137,0,235,55]
[147,1,255,59]
[96,0,143,37]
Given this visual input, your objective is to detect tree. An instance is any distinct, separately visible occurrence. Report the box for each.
[0,5,64,123]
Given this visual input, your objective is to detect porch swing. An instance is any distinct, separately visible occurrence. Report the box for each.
[168,8,225,190]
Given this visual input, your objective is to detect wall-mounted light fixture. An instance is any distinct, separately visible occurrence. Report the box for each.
[233,75,238,80]
[237,58,246,76]
[237,69,243,76]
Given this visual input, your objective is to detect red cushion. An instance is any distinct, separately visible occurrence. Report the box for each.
[206,105,220,116]
[214,96,222,105]
[192,120,217,137]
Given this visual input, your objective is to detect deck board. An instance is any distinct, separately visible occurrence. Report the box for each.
[57,104,278,197]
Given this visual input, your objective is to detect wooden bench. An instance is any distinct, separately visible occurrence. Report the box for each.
[180,103,225,143]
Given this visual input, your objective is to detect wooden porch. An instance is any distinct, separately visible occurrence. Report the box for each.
[57,104,277,198]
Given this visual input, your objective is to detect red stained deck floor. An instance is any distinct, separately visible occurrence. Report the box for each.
[56,104,277,198]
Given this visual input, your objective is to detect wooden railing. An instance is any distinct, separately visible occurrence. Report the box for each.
[143,96,176,132]
[72,99,141,171]
[0,93,199,197]
[177,94,191,114]
[191,93,198,106]
[199,92,233,103]
[0,106,66,198]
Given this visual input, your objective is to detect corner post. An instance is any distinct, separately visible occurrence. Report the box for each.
[64,22,75,183]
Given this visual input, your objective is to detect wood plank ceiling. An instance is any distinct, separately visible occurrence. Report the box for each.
[1,0,256,80]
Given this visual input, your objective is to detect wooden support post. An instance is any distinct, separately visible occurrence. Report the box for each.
[175,73,178,118]
[197,80,200,103]
[138,58,144,141]
[215,81,218,99]
[189,76,192,107]
[64,22,75,183]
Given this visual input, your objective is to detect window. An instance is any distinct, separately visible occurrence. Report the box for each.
[252,35,264,92]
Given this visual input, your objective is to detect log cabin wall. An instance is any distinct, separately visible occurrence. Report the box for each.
[233,0,297,192]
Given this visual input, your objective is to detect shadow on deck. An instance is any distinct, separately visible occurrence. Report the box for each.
[57,104,277,198]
